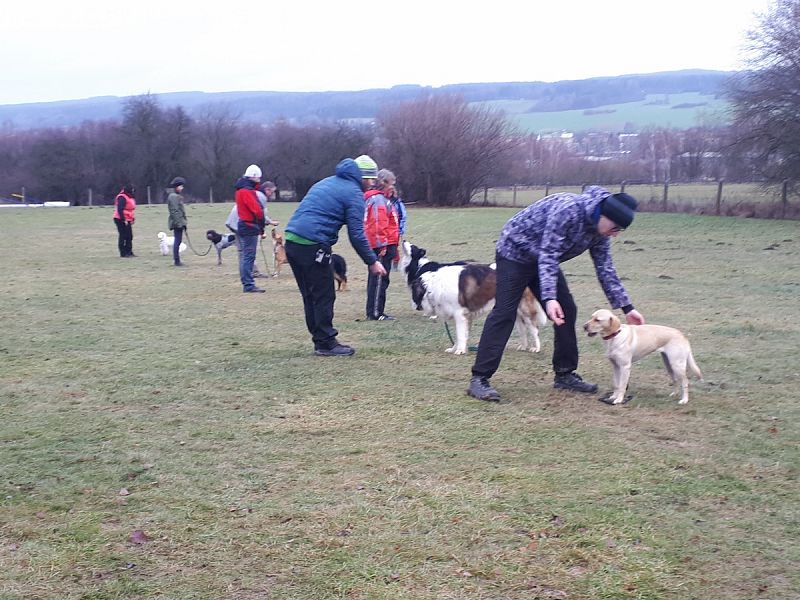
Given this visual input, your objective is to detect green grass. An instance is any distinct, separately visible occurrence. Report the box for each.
[475,93,730,133]
[1,204,798,599]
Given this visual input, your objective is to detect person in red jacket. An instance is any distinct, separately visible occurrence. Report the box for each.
[113,184,137,257]
[363,168,401,320]
[235,164,267,293]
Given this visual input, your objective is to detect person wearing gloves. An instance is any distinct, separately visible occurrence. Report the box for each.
[234,164,267,293]
[363,168,400,320]
[113,184,136,258]
[166,177,188,267]
[284,155,386,356]
[467,187,645,403]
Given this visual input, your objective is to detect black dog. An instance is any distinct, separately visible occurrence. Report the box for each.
[331,253,348,291]
[206,229,237,266]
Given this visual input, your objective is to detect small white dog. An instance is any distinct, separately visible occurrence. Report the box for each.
[584,309,703,405]
[157,231,187,256]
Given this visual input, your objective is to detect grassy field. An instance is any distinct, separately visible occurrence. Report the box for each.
[475,93,729,134]
[1,203,798,599]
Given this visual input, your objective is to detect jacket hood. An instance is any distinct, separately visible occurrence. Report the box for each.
[235,177,257,191]
[335,158,363,187]
[578,186,611,225]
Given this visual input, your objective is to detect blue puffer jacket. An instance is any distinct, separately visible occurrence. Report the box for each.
[286,159,377,265]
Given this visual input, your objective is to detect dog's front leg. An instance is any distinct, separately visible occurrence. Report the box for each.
[610,359,632,404]
[447,313,469,354]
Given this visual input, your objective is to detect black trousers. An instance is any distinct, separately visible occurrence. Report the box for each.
[365,244,396,318]
[172,227,184,264]
[114,218,133,256]
[471,255,578,379]
[285,241,339,349]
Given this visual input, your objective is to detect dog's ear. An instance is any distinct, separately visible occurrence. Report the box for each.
[608,313,621,333]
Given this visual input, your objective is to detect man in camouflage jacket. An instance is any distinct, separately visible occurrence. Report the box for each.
[468,186,646,403]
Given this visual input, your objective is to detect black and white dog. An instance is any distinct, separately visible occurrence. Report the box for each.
[331,253,348,291]
[400,240,546,355]
[206,229,237,266]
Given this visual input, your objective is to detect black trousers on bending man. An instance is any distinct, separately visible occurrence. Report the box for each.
[471,255,597,398]
[286,240,354,356]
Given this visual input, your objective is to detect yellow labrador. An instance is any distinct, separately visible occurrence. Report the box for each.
[583,309,703,405]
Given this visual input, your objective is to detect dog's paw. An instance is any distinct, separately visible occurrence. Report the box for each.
[678,398,689,405]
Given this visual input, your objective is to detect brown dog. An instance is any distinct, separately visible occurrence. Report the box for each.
[584,309,703,405]
[271,229,288,277]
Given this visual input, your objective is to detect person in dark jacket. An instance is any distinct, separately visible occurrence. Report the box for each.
[285,156,387,356]
[113,184,136,257]
[166,177,188,266]
[234,164,267,292]
[467,186,646,403]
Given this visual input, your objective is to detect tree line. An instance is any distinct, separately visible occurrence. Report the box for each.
[1,0,797,206]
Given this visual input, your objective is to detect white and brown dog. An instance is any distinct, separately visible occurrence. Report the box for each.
[584,309,703,405]
[400,241,546,355]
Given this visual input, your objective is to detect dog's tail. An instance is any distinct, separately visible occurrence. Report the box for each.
[687,350,703,381]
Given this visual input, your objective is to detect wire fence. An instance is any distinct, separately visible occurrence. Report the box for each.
[471,181,800,219]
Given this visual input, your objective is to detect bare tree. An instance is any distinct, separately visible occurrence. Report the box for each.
[194,105,244,201]
[728,0,800,185]
[379,95,520,206]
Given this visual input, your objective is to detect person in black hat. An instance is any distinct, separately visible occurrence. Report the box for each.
[166,177,188,267]
[466,186,645,403]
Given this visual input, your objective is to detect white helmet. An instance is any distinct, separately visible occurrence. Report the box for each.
[244,164,262,179]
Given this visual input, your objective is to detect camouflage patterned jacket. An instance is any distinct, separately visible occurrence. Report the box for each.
[495,186,631,309]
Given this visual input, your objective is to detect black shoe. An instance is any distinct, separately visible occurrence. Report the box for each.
[128,253,136,257]
[314,344,355,356]
[244,287,266,293]
[173,262,187,267]
[368,314,396,321]
[467,376,502,402]
[553,372,598,393]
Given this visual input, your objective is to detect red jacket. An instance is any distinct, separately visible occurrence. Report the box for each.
[363,189,400,249]
[234,178,265,233]
[113,191,136,223]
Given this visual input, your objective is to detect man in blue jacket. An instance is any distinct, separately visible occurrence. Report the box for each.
[285,156,387,356]
[467,186,646,403]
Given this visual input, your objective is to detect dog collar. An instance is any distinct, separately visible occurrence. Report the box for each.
[603,330,621,340]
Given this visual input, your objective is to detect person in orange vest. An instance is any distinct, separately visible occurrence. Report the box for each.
[113,184,137,257]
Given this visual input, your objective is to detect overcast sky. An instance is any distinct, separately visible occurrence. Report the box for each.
[1,0,771,106]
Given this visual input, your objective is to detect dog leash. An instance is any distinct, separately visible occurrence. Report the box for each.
[259,237,272,273]
[443,322,479,352]
[183,229,213,257]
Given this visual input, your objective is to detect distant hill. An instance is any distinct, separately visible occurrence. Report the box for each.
[0,69,734,133]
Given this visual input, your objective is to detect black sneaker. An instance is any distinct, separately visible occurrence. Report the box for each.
[244,287,266,293]
[466,376,502,402]
[314,344,355,356]
[378,314,396,321]
[553,372,598,393]
[173,262,187,267]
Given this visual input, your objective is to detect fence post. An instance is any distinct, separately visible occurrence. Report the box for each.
[581,183,587,192]
[512,184,517,207]
[782,179,788,219]
[22,186,25,203]
[209,187,214,203]
[545,182,550,196]
[716,179,724,216]
[662,180,669,212]
[620,180,626,193]
[483,186,488,206]
[88,188,93,207]
[147,186,152,205]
